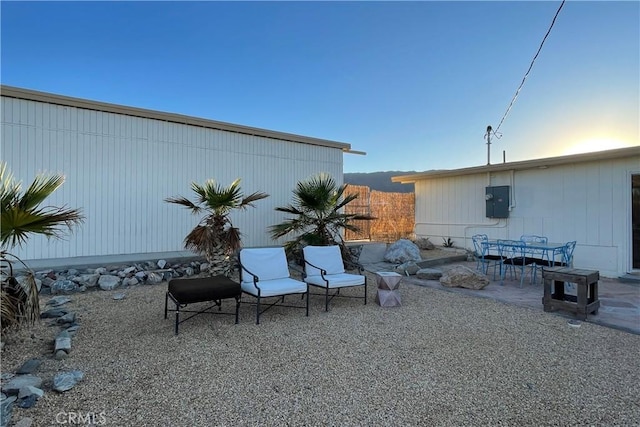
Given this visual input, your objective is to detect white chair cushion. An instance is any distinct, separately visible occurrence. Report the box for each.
[305,273,365,289]
[240,247,291,284]
[241,277,308,297]
[303,245,345,276]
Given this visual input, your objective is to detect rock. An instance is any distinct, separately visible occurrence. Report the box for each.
[439,265,490,290]
[16,275,40,293]
[394,261,421,276]
[98,275,120,291]
[157,259,167,269]
[112,293,126,300]
[39,276,55,288]
[75,273,100,287]
[416,268,443,280]
[50,280,78,295]
[64,325,80,336]
[17,386,43,400]
[53,371,84,393]
[414,237,435,250]
[94,267,107,275]
[134,271,147,280]
[384,239,422,264]
[40,309,68,319]
[123,266,136,275]
[54,350,68,360]
[56,313,76,324]
[13,418,33,427]
[1,395,16,427]
[46,296,72,307]
[1,376,42,395]
[16,359,41,375]
[122,277,139,286]
[55,334,72,353]
[15,395,37,409]
[146,272,163,284]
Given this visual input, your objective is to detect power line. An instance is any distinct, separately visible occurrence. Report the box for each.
[493,0,566,135]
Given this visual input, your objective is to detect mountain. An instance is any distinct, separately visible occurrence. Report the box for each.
[344,171,416,193]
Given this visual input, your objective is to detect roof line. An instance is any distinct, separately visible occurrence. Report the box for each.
[1,85,353,151]
[392,146,640,183]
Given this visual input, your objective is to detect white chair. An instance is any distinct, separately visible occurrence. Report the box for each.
[239,247,309,324]
[302,245,367,311]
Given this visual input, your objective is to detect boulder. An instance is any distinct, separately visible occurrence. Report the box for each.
[98,275,120,291]
[414,237,435,250]
[439,265,489,290]
[393,261,421,276]
[384,239,422,264]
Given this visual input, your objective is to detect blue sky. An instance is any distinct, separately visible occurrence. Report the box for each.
[2,1,638,173]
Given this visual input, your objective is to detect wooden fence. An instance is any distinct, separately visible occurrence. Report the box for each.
[344,184,415,242]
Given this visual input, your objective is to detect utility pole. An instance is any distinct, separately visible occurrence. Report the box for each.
[485,125,492,165]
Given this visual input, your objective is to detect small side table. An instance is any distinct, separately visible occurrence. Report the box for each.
[542,267,600,320]
[375,272,402,307]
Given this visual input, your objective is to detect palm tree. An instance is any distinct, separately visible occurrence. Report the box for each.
[269,173,374,262]
[165,178,269,276]
[1,162,84,332]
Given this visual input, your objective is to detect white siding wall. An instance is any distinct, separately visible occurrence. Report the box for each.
[1,97,344,264]
[414,157,640,277]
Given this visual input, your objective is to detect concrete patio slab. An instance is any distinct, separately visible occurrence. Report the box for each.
[363,259,640,335]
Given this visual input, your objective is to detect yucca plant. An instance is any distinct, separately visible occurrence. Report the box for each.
[269,173,375,263]
[1,162,84,332]
[165,178,269,277]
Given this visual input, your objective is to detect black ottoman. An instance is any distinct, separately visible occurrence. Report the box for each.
[164,275,241,335]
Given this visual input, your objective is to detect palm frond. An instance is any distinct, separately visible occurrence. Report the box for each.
[167,178,268,274]
[164,196,202,214]
[0,163,85,250]
[20,173,66,211]
[240,191,270,208]
[1,204,84,248]
[270,173,374,252]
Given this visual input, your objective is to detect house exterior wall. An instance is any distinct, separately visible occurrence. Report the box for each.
[413,156,640,277]
[1,95,345,266]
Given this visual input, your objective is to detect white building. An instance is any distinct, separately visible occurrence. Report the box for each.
[392,147,640,278]
[1,85,361,268]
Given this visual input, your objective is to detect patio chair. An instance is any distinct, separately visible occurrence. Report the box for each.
[520,234,549,283]
[302,245,367,311]
[471,234,503,279]
[238,247,309,324]
[498,239,536,287]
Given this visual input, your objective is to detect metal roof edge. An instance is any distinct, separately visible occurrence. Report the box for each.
[1,85,353,151]
[392,146,640,183]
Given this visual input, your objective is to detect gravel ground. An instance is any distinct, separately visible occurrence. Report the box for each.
[2,270,640,426]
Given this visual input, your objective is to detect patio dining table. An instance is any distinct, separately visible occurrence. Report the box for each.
[485,240,568,266]
[484,239,570,286]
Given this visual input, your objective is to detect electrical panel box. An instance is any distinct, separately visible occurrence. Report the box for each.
[485,186,510,218]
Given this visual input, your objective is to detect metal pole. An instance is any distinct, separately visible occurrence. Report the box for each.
[486,125,492,165]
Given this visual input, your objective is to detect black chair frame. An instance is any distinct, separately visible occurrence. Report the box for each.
[239,261,309,325]
[302,258,367,312]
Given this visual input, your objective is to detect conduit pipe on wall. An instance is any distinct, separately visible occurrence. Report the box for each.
[509,169,517,211]
[415,219,505,251]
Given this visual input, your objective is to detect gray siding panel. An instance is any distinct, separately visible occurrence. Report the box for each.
[2,97,343,263]
[412,157,640,277]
